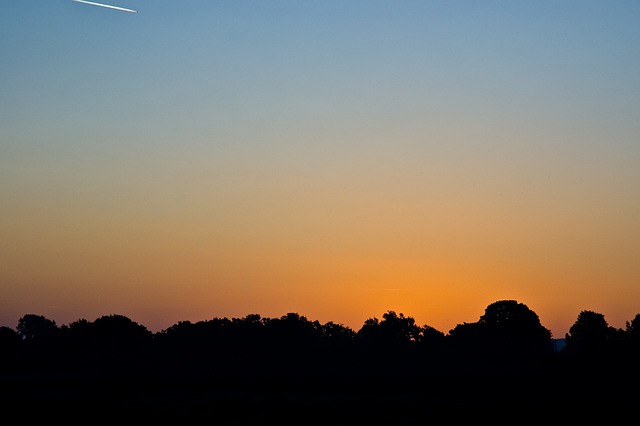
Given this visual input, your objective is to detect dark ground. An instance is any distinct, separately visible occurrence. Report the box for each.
[1,371,634,423]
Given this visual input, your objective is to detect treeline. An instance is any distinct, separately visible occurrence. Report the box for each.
[1,299,640,419]
[2,299,640,377]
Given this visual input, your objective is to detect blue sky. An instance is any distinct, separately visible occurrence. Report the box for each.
[1,1,639,336]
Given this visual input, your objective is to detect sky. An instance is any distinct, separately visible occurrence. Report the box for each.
[1,0,639,338]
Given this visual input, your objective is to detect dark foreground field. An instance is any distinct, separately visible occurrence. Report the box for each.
[1,370,635,423]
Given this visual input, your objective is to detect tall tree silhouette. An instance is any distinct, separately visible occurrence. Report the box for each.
[15,314,60,370]
[0,326,20,369]
[69,314,154,375]
[478,300,552,353]
[565,310,615,354]
[625,313,640,354]
[356,310,421,350]
[447,300,553,376]
[16,314,59,343]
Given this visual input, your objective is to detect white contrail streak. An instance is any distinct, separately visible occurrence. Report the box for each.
[72,0,137,13]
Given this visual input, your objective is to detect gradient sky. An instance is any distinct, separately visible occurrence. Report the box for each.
[2,0,639,338]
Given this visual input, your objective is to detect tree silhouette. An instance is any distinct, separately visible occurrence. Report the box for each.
[91,314,153,342]
[565,310,614,353]
[356,310,421,350]
[264,312,323,350]
[16,314,58,343]
[623,313,640,376]
[446,300,553,377]
[624,313,640,343]
[0,326,20,369]
[60,314,154,375]
[559,310,637,410]
[260,313,324,379]
[353,311,423,380]
[478,300,552,354]
[15,314,61,370]
[320,321,356,346]
[415,324,446,364]
[0,326,19,344]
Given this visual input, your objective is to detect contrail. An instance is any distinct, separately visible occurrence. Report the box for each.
[72,0,137,13]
